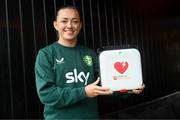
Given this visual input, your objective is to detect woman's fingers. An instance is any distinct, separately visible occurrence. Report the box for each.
[95,86,113,94]
[94,86,113,94]
[131,89,141,94]
[128,83,145,94]
[95,90,113,95]
[85,80,113,97]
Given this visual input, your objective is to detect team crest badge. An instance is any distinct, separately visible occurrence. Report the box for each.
[83,55,93,66]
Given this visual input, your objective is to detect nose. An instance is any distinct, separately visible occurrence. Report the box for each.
[67,21,72,28]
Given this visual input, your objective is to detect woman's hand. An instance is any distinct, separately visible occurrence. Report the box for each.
[128,83,145,94]
[85,77,113,97]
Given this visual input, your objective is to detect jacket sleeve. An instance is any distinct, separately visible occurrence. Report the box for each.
[35,50,87,109]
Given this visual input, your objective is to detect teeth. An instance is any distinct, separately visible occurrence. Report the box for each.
[65,30,74,32]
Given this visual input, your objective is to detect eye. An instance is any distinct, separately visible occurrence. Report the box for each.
[61,20,67,23]
[72,21,78,24]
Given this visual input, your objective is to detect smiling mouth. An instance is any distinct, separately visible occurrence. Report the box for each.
[64,29,75,33]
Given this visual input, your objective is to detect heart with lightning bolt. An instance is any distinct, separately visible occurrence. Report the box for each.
[114,61,129,74]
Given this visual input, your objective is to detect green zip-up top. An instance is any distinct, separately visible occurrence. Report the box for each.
[35,42,99,119]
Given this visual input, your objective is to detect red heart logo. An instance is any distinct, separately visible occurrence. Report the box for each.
[114,61,128,74]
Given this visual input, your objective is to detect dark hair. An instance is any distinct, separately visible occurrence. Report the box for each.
[55,5,82,21]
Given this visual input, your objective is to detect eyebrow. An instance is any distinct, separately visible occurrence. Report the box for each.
[60,18,78,20]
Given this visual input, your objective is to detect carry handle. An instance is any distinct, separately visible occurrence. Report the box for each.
[97,45,138,54]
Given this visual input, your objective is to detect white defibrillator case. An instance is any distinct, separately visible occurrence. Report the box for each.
[99,48,143,91]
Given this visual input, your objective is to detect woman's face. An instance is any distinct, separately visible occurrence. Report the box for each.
[54,8,82,42]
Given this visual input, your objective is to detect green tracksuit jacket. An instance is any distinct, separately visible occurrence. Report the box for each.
[35,42,99,119]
